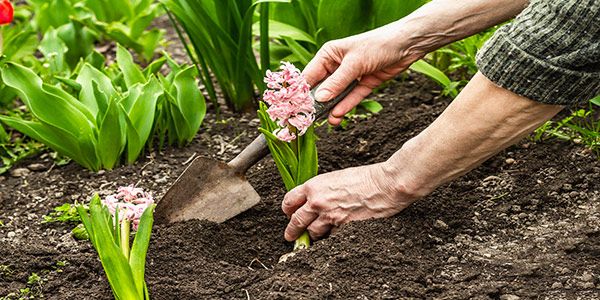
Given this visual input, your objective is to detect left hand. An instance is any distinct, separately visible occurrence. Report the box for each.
[281,161,420,241]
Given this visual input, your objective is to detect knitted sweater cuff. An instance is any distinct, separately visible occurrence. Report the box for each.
[476,30,600,106]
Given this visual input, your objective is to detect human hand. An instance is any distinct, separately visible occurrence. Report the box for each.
[303,25,424,125]
[281,161,421,241]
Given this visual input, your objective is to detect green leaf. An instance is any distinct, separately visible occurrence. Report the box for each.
[296,126,318,185]
[123,77,163,163]
[171,66,206,144]
[0,116,94,169]
[282,36,313,66]
[76,63,117,116]
[1,63,95,137]
[116,44,147,88]
[39,28,69,74]
[409,60,457,97]
[143,56,167,78]
[129,205,155,297]
[371,0,428,28]
[590,94,600,107]
[259,128,296,190]
[253,19,316,44]
[317,0,371,44]
[97,97,124,170]
[85,50,107,70]
[87,197,142,299]
[358,99,383,114]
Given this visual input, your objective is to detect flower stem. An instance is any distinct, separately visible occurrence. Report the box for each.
[120,220,131,260]
[0,30,3,56]
[293,231,310,250]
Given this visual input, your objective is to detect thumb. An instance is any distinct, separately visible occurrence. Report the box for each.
[314,58,360,102]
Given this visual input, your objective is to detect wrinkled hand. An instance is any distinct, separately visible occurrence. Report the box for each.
[281,161,419,241]
[303,26,423,125]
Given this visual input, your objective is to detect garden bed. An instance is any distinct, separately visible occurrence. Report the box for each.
[1,74,599,299]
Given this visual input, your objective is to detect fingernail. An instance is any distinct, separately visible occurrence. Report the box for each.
[315,89,332,102]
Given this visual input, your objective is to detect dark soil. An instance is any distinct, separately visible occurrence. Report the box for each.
[0,73,599,300]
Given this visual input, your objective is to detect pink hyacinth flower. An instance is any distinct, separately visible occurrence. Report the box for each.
[274,127,296,142]
[102,185,154,230]
[262,62,315,142]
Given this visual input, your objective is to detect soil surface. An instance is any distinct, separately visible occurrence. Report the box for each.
[1,72,599,300]
[1,14,600,300]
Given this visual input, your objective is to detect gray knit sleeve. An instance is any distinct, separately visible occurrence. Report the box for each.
[476,0,600,105]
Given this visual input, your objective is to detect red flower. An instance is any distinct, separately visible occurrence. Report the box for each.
[0,0,13,25]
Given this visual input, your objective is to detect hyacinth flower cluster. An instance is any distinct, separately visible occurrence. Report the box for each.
[103,185,155,230]
[77,187,155,300]
[263,62,315,142]
[258,62,318,251]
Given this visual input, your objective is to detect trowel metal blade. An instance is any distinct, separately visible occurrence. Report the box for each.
[154,157,260,224]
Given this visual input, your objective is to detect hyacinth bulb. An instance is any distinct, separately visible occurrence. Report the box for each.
[262,62,315,142]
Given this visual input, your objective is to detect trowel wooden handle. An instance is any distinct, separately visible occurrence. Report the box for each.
[228,134,270,174]
[228,80,359,174]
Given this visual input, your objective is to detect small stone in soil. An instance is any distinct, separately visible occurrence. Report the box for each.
[7,231,16,238]
[499,294,520,300]
[505,158,515,165]
[580,271,595,282]
[551,282,563,289]
[10,168,30,177]
[27,163,47,171]
[434,219,449,230]
[447,256,459,263]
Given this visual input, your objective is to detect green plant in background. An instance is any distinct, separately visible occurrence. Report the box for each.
[27,0,164,62]
[264,0,428,68]
[0,45,205,171]
[77,189,155,300]
[335,99,384,130]
[0,59,162,171]
[433,26,500,77]
[152,54,206,148]
[0,4,39,105]
[78,0,164,61]
[0,124,43,174]
[534,96,600,155]
[162,0,288,112]
[43,202,82,223]
[258,62,318,250]
[165,0,428,112]
[409,60,459,98]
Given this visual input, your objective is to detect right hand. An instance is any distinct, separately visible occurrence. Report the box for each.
[303,26,424,125]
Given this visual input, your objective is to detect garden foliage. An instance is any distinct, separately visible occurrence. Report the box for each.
[165,0,428,111]
[28,0,163,61]
[0,45,205,171]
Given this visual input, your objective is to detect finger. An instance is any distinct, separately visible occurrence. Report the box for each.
[282,185,307,218]
[314,58,361,102]
[328,114,344,126]
[306,216,334,240]
[302,51,339,87]
[284,206,318,241]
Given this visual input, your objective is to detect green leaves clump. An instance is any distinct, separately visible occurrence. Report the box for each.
[0,46,206,171]
[77,194,154,300]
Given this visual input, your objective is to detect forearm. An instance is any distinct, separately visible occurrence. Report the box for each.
[387,73,563,198]
[379,0,529,58]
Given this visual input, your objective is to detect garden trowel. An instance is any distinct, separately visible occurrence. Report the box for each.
[155,80,359,224]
